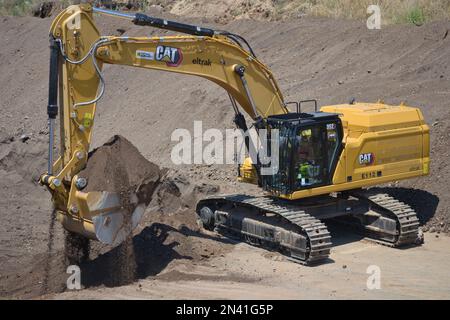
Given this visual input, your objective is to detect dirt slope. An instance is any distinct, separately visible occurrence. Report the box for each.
[0,12,449,299]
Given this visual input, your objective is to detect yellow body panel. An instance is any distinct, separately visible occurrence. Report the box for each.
[239,102,429,198]
[238,156,258,184]
[281,103,430,200]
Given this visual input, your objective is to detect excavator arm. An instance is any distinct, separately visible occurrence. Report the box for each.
[40,4,287,244]
[46,4,287,179]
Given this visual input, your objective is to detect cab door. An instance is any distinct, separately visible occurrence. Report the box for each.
[293,121,342,190]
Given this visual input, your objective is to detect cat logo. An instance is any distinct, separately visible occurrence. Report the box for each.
[359,153,374,165]
[155,45,183,67]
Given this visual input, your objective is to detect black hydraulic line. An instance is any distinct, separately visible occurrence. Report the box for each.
[222,34,243,49]
[133,13,215,37]
[217,31,257,58]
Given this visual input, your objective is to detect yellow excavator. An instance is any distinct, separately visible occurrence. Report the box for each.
[40,4,429,264]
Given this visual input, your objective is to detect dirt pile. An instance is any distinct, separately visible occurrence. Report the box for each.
[149,173,219,216]
[80,134,162,203]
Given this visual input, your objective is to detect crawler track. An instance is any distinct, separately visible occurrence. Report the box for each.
[196,190,422,265]
[196,195,332,265]
[349,190,422,247]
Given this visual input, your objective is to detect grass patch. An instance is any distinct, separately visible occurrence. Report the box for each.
[0,0,34,16]
[274,0,450,25]
[405,6,425,25]
[1,0,450,25]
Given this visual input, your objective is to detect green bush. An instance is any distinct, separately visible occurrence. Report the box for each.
[405,6,425,26]
[0,0,34,16]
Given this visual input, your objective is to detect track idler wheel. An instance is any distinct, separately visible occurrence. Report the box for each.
[197,206,216,230]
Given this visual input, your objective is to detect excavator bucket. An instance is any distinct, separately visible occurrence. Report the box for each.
[57,190,146,246]
[45,136,161,247]
[90,193,145,245]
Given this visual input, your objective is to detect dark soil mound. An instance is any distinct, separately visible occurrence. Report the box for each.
[80,135,162,205]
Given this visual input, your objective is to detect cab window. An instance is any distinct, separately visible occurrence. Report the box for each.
[293,122,340,189]
[295,127,325,188]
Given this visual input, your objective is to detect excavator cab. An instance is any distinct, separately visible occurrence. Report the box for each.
[261,112,343,195]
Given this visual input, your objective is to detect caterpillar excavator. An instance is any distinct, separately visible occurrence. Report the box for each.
[40,4,430,265]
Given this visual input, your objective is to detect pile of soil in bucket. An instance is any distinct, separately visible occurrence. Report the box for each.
[80,134,162,201]
[77,135,163,286]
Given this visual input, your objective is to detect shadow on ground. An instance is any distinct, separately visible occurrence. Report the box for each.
[326,223,365,248]
[325,187,439,249]
[78,223,230,288]
[369,187,439,225]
